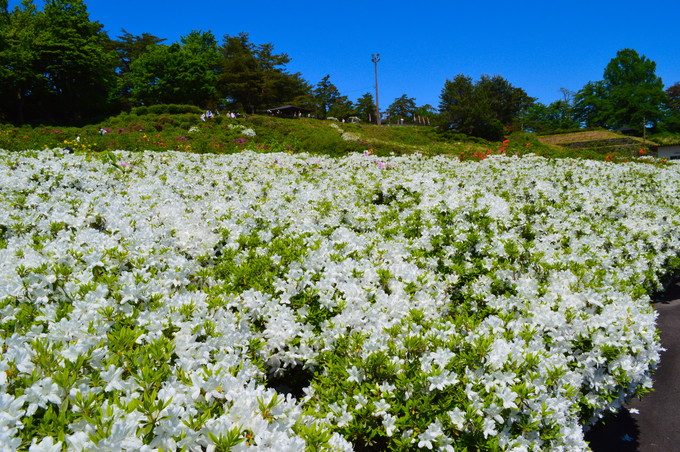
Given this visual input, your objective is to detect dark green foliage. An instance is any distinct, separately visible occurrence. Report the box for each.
[313,75,344,119]
[659,82,680,133]
[522,100,579,134]
[111,29,165,76]
[327,95,355,120]
[413,104,437,123]
[667,82,680,113]
[131,104,203,115]
[573,81,610,129]
[40,0,117,121]
[0,0,41,124]
[109,29,165,109]
[128,30,221,107]
[574,49,666,135]
[218,33,311,114]
[438,74,534,140]
[0,0,117,124]
[355,92,376,123]
[0,16,314,123]
[603,49,665,132]
[385,94,416,123]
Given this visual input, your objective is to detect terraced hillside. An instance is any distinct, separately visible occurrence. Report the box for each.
[538,130,656,156]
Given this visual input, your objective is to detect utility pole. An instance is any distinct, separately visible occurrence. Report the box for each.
[372,53,381,125]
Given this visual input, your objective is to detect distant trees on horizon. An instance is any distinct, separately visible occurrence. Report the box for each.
[439,49,680,140]
[1,0,679,140]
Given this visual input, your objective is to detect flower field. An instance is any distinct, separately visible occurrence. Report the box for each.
[1,149,679,451]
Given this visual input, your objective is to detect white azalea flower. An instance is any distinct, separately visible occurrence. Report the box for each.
[347,365,363,384]
[28,436,62,452]
[1,149,678,450]
[24,378,62,416]
[448,407,466,430]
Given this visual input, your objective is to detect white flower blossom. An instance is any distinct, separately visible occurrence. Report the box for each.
[448,407,466,430]
[0,149,677,450]
[29,436,62,452]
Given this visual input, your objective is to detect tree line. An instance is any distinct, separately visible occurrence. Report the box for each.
[0,0,433,125]
[0,0,306,123]
[1,0,679,141]
[440,49,680,140]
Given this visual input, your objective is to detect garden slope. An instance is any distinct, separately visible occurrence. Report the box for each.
[0,113,600,159]
[1,150,679,450]
[537,131,656,156]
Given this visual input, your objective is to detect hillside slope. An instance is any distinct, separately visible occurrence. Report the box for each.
[538,130,656,156]
[0,113,661,161]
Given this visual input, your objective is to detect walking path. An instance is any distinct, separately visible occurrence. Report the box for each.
[586,279,680,451]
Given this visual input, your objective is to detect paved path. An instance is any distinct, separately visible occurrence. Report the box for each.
[586,279,680,451]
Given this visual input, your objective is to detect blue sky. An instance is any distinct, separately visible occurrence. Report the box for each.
[17,0,680,108]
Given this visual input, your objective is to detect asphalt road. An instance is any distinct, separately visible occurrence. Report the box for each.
[586,278,680,451]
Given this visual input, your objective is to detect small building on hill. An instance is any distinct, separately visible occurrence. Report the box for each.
[266,105,310,118]
[657,145,680,160]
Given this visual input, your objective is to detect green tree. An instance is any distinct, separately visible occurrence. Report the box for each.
[219,33,310,113]
[522,100,579,133]
[313,75,342,119]
[0,0,41,123]
[0,0,116,123]
[289,92,317,112]
[604,49,665,133]
[660,82,680,132]
[219,33,261,112]
[438,74,483,136]
[128,30,221,107]
[110,29,165,108]
[476,75,534,129]
[439,74,533,140]
[574,49,666,134]
[112,29,165,75]
[573,81,609,128]
[667,82,680,112]
[328,95,355,120]
[413,104,437,124]
[386,94,416,123]
[37,0,117,122]
[355,92,376,123]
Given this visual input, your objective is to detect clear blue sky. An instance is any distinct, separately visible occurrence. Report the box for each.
[18,0,680,108]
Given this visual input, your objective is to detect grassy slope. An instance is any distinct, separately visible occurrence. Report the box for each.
[649,132,680,146]
[537,130,657,156]
[0,113,659,161]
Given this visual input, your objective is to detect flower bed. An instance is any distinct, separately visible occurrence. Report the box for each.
[1,150,679,450]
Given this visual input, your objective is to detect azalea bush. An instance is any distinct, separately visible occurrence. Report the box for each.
[1,149,679,450]
[0,113,647,161]
[0,115,366,157]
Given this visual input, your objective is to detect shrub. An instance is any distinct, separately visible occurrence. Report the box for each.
[0,150,677,449]
[131,104,203,116]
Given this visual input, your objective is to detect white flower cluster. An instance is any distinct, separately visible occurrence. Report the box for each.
[0,149,679,450]
[329,121,359,141]
[226,124,256,137]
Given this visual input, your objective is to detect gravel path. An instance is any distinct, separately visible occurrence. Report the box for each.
[586,278,680,451]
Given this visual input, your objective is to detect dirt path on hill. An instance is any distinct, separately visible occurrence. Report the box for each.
[586,278,680,451]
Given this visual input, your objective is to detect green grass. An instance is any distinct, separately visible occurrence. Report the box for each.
[649,132,680,146]
[537,130,660,158]
[0,111,662,162]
